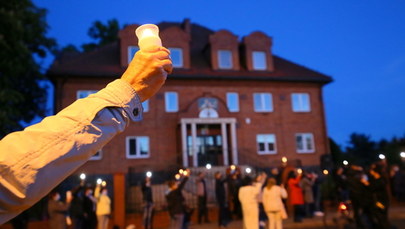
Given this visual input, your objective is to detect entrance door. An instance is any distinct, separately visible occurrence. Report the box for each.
[196,135,222,166]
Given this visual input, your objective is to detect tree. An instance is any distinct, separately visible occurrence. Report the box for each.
[0,0,56,138]
[345,133,377,166]
[81,19,120,52]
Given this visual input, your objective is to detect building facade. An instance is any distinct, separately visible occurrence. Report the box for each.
[48,19,332,176]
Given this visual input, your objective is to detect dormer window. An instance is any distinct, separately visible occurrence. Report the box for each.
[169,48,183,68]
[252,51,267,70]
[218,50,233,69]
[128,46,139,64]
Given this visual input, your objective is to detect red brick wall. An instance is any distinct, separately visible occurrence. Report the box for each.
[58,77,329,175]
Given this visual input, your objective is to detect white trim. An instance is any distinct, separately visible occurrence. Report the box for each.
[252,51,267,70]
[256,134,277,155]
[295,133,315,153]
[226,92,239,112]
[165,92,179,112]
[292,93,311,112]
[168,48,184,68]
[253,93,273,112]
[218,50,233,69]
[126,136,150,159]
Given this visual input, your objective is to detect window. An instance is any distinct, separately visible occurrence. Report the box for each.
[90,150,102,160]
[77,90,98,99]
[256,134,276,154]
[128,46,139,64]
[142,100,149,112]
[252,51,267,70]
[226,92,239,112]
[168,48,183,68]
[296,133,315,153]
[292,93,311,112]
[126,136,150,159]
[165,92,178,112]
[218,50,233,69]
[253,93,273,112]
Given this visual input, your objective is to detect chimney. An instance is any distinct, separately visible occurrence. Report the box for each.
[182,18,191,34]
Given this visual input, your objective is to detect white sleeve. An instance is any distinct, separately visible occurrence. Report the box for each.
[0,79,142,224]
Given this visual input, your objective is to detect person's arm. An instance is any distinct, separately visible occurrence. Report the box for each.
[0,46,172,223]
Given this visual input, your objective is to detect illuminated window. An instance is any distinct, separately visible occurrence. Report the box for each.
[77,90,98,99]
[128,46,139,64]
[296,133,315,153]
[226,92,239,112]
[165,92,178,112]
[252,51,267,70]
[168,48,183,68]
[292,93,311,112]
[218,50,233,69]
[126,136,150,159]
[253,93,273,112]
[257,134,277,155]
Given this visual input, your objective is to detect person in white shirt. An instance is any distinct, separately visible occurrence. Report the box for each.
[0,45,172,224]
[262,178,288,229]
[238,172,266,229]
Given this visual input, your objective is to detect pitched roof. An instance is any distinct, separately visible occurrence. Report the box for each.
[48,21,332,84]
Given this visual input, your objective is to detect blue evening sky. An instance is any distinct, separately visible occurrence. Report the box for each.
[33,0,405,147]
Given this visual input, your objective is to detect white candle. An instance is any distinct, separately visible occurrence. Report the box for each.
[135,24,162,50]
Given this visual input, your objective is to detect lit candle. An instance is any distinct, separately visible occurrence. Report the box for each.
[135,24,162,50]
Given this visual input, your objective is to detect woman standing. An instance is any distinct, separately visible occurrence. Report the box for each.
[263,178,287,229]
[95,186,111,229]
[287,170,304,222]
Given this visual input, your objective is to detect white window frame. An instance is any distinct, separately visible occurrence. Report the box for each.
[168,48,183,68]
[292,93,311,112]
[126,136,150,159]
[256,134,277,155]
[253,93,273,112]
[89,149,102,160]
[76,90,98,99]
[296,133,315,153]
[252,51,267,70]
[226,92,239,112]
[218,50,233,69]
[128,46,139,64]
[165,92,178,112]
[142,100,149,113]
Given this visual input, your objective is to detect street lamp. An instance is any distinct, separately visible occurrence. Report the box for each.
[245,167,252,174]
[79,173,86,180]
[206,163,212,170]
[343,160,349,166]
[146,171,152,178]
[400,152,405,158]
[379,154,386,160]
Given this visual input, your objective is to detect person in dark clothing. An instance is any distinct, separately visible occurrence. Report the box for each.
[142,176,154,229]
[48,190,72,229]
[227,168,242,219]
[215,172,231,228]
[83,187,97,229]
[69,186,85,229]
[196,171,209,224]
[369,164,391,229]
[166,172,189,229]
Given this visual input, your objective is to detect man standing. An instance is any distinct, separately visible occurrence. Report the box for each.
[196,172,209,224]
[142,176,154,229]
[166,171,189,229]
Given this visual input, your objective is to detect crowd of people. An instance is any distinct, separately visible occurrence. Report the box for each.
[334,161,405,229]
[45,182,111,229]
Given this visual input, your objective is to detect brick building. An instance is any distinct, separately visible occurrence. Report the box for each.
[48,19,332,176]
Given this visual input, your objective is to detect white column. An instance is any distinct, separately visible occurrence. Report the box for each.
[230,121,238,165]
[191,122,198,167]
[221,122,229,166]
[181,121,188,167]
